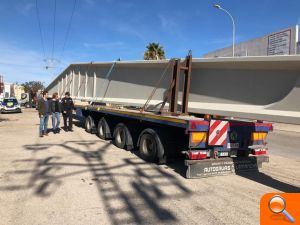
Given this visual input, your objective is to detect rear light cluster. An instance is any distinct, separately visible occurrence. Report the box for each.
[188,150,208,160]
[190,132,207,143]
[189,132,207,148]
[252,149,267,155]
[252,132,268,145]
[252,132,267,141]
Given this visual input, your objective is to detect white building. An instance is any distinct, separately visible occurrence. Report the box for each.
[3,83,11,98]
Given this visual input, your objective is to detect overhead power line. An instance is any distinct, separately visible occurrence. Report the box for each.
[35,0,46,59]
[34,0,76,73]
[0,61,66,72]
[51,0,57,59]
[60,0,78,59]
[0,61,46,68]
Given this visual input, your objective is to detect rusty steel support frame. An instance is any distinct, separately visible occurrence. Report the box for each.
[167,52,192,115]
[181,53,192,114]
[169,59,181,113]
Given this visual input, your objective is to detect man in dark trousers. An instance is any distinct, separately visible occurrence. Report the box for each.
[37,91,50,137]
[61,92,74,132]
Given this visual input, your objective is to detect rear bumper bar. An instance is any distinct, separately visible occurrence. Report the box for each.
[1,108,21,113]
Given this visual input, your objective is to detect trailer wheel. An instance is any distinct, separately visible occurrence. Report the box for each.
[85,116,95,133]
[113,123,134,150]
[138,129,165,163]
[97,117,111,140]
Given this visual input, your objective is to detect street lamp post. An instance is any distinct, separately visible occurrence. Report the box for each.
[213,4,236,57]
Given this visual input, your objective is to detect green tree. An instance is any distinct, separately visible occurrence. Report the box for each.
[143,42,166,60]
[21,81,45,93]
[21,81,45,107]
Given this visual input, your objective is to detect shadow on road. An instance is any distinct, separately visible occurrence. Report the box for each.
[0,117,11,122]
[167,158,300,193]
[0,140,191,225]
[236,171,300,193]
[1,137,299,224]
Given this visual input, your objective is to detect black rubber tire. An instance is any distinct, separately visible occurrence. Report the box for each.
[138,128,165,163]
[97,118,106,139]
[113,124,127,149]
[97,117,111,140]
[113,123,134,150]
[85,116,95,133]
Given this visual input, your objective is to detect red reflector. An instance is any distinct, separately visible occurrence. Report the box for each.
[190,122,196,130]
[252,149,267,155]
[188,151,208,160]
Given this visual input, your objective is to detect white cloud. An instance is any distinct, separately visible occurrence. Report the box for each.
[82,0,96,6]
[16,2,34,16]
[97,15,146,41]
[0,41,67,85]
[83,41,124,49]
[113,25,146,41]
[159,15,176,30]
[158,14,185,40]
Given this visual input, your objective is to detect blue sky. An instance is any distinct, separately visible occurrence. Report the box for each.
[0,0,299,85]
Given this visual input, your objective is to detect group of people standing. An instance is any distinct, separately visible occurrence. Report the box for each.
[37,91,74,137]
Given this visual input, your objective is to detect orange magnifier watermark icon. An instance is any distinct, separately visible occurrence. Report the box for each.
[268,195,295,223]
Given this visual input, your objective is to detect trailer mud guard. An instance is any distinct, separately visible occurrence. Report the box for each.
[185,155,269,179]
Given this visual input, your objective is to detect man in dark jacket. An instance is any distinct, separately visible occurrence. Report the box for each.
[50,92,62,133]
[37,91,50,137]
[61,92,74,132]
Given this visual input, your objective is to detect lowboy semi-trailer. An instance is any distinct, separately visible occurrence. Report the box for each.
[74,53,272,178]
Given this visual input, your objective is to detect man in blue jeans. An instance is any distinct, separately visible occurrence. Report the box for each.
[50,92,62,134]
[37,91,50,137]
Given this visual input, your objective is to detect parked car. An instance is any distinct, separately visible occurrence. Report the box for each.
[0,98,22,113]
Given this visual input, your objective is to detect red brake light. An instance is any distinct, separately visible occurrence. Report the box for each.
[188,150,208,160]
[252,149,267,155]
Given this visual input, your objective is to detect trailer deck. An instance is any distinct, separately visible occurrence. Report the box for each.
[76,103,208,129]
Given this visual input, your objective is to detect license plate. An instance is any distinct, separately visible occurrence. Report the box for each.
[219,151,229,157]
[227,143,239,149]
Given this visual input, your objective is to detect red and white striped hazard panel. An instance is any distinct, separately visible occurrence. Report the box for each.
[208,120,229,146]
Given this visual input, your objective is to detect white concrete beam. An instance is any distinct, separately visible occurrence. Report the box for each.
[77,71,81,97]
[71,70,75,97]
[84,72,88,98]
[93,72,96,98]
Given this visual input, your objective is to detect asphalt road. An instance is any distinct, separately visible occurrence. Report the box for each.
[267,130,300,160]
[0,109,299,225]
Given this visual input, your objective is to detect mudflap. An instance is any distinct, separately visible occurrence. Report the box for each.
[185,155,269,179]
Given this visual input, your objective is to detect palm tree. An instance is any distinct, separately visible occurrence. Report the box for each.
[143,42,166,60]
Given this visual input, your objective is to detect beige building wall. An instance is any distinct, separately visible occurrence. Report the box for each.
[203,25,299,58]
[12,85,25,100]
